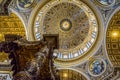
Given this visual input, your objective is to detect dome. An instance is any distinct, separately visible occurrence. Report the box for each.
[32,0,99,66]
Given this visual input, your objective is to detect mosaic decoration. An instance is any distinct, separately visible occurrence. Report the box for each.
[96,0,115,6]
[17,0,35,10]
[33,0,98,62]
[88,58,106,76]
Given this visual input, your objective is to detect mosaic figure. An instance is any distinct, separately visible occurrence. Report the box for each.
[89,59,106,76]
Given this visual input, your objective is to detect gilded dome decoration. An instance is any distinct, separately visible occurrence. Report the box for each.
[42,2,89,50]
[31,0,99,66]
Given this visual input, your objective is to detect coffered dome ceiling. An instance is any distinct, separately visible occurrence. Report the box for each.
[106,10,120,67]
[30,0,100,66]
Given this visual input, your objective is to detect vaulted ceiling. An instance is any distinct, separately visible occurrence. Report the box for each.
[106,10,120,67]
[0,13,26,41]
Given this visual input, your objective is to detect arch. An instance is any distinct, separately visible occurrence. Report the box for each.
[58,67,90,80]
[106,7,120,67]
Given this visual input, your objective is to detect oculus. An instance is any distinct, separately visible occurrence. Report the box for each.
[60,19,72,31]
